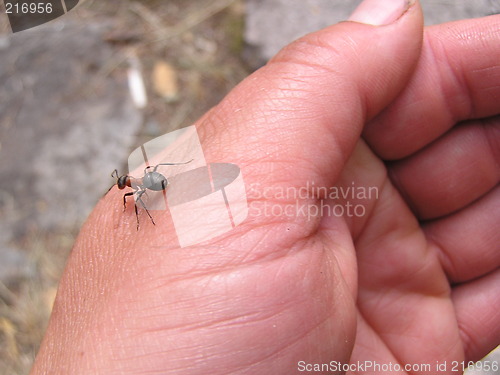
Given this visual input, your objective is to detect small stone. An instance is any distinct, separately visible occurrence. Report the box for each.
[153,61,179,102]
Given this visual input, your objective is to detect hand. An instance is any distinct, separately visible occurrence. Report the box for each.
[32,0,500,374]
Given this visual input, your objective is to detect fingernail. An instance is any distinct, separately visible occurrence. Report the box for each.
[348,0,416,26]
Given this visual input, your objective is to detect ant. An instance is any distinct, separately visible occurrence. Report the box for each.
[111,160,193,229]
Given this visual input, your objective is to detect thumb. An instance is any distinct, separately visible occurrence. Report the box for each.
[199,0,423,194]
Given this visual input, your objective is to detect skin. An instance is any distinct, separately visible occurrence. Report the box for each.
[31,2,499,374]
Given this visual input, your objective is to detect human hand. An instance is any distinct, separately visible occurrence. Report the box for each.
[32,0,500,374]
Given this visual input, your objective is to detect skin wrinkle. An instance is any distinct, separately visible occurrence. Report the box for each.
[350,315,404,375]
[358,295,453,374]
[389,121,500,220]
[467,123,500,182]
[428,17,500,119]
[93,191,340,375]
[358,245,445,296]
[270,31,356,68]
[454,282,496,361]
[205,97,341,180]
[77,209,328,358]
[453,270,500,361]
[351,178,387,238]
[119,310,309,363]
[160,228,301,277]
[425,237,461,285]
[413,184,499,284]
[357,295,456,375]
[226,316,334,375]
[354,319,406,375]
[420,35,461,129]
[339,146,389,239]
[121,290,294,336]
[232,284,345,373]
[265,41,370,168]
[112,210,323,297]
[356,180,421,255]
[254,78,353,132]
[425,32,474,123]
[482,119,500,172]
[452,18,500,45]
[387,161,422,216]
[117,244,344,374]
[456,319,479,364]
[269,58,347,82]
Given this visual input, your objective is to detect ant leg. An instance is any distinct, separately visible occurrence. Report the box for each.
[123,191,134,211]
[134,203,140,230]
[122,191,141,229]
[133,188,146,230]
[136,190,156,226]
[161,179,169,205]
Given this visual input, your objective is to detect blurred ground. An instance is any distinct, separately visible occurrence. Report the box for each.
[245,0,500,64]
[0,0,498,374]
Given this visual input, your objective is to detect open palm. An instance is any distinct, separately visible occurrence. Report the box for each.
[32,3,499,375]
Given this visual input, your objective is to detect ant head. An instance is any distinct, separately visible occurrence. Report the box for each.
[117,176,130,189]
[111,169,131,189]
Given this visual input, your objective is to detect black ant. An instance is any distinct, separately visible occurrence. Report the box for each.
[111,160,193,229]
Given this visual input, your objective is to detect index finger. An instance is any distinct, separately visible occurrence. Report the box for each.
[363,15,500,160]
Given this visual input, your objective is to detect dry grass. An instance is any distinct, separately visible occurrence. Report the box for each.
[0,231,74,374]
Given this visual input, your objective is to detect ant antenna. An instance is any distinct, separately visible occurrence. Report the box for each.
[111,169,119,179]
[145,159,194,173]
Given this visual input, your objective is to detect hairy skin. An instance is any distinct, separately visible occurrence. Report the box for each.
[32,3,499,375]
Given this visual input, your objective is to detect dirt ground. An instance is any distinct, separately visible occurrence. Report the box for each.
[0,1,249,373]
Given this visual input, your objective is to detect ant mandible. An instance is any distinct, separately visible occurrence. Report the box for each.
[111,160,193,229]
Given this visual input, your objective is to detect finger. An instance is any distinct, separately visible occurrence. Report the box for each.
[196,1,424,211]
[452,269,500,362]
[425,186,500,283]
[363,15,500,160]
[347,314,406,375]
[388,118,500,219]
[354,177,463,370]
